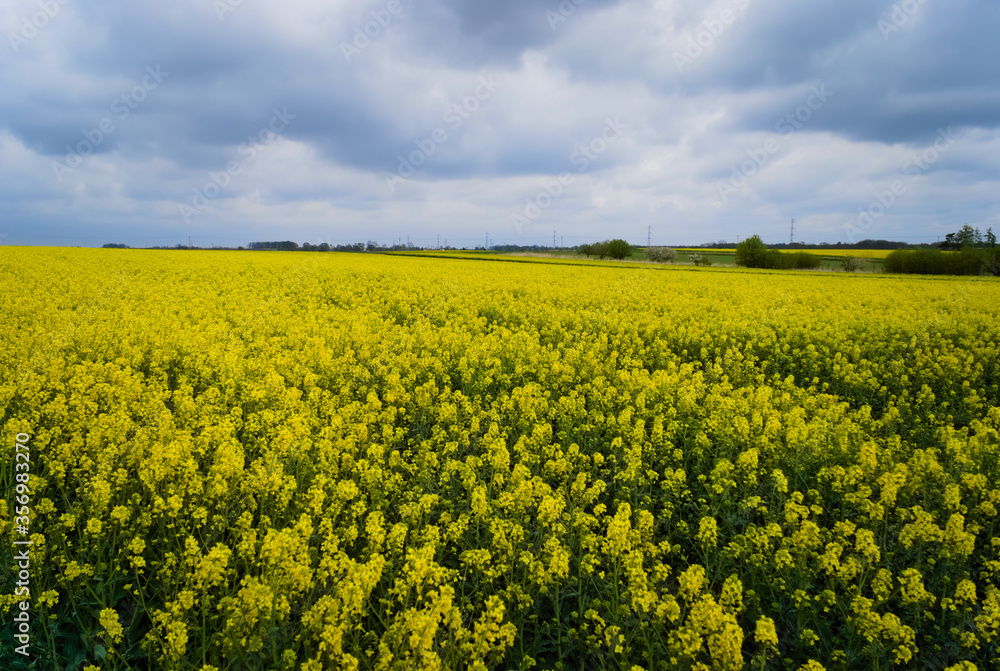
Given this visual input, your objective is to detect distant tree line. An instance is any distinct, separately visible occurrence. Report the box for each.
[938,225,997,251]
[485,244,568,253]
[765,239,913,251]
[136,240,437,252]
[246,241,420,253]
[248,241,304,251]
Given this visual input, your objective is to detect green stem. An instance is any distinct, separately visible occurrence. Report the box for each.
[554,581,563,664]
[133,565,168,670]
[202,586,208,668]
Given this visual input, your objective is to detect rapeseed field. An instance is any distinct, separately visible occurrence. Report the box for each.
[2,248,999,670]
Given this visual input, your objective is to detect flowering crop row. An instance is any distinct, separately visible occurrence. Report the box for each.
[1,248,999,670]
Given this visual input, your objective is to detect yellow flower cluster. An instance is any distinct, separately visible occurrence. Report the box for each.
[1,248,999,670]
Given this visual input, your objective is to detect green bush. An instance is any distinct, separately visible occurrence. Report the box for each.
[770,251,821,270]
[884,247,986,275]
[736,236,820,270]
[841,256,867,272]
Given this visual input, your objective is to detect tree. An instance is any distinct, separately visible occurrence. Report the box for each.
[646,247,677,263]
[577,240,630,259]
[940,225,990,251]
[605,239,632,260]
[735,235,769,268]
[955,224,982,248]
[985,228,999,276]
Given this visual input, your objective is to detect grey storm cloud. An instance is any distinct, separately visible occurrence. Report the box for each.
[0,0,998,247]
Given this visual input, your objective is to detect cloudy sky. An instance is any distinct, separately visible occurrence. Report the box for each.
[1,0,998,248]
